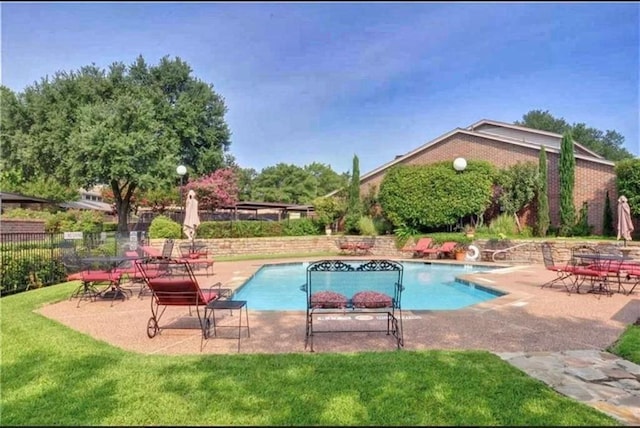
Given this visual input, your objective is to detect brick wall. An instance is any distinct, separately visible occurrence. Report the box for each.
[0,219,46,234]
[361,132,617,235]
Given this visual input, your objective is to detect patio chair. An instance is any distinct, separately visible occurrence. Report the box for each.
[63,252,123,307]
[400,237,434,258]
[567,245,610,296]
[177,242,215,276]
[540,242,574,291]
[419,241,458,259]
[622,267,640,295]
[141,239,174,259]
[138,258,226,343]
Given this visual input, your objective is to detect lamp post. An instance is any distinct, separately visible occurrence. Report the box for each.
[176,164,187,223]
[453,157,467,172]
[453,158,467,232]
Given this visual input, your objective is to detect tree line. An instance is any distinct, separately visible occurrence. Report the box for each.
[1,55,636,233]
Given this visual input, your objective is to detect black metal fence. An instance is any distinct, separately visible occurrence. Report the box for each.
[0,231,148,297]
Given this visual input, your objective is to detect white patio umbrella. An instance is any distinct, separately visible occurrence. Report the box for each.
[183,189,200,245]
[617,195,634,245]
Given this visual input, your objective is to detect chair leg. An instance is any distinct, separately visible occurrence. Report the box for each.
[541,271,571,290]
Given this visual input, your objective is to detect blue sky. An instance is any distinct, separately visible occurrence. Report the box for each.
[2,2,639,175]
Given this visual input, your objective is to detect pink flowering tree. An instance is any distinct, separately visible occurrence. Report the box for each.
[183,168,239,211]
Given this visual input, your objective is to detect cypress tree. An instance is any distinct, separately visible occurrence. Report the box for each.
[603,190,615,236]
[345,154,362,233]
[536,146,550,237]
[559,131,576,236]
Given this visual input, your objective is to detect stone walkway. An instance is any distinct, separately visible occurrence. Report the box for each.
[38,257,640,425]
[499,350,640,425]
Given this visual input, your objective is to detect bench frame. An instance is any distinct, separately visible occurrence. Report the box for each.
[303,259,404,352]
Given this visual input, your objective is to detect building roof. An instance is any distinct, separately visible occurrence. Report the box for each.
[59,200,115,213]
[0,192,54,204]
[355,120,615,186]
[221,201,314,213]
[466,119,605,159]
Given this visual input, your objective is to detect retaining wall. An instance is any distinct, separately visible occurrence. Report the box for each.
[148,236,640,264]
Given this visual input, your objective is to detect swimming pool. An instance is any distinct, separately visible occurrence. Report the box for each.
[230,261,503,311]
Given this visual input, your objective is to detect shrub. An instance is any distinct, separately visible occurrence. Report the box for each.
[488,213,518,236]
[357,216,377,236]
[148,215,182,239]
[373,216,394,235]
[0,253,66,296]
[1,208,53,220]
[572,201,593,237]
[282,218,323,236]
[103,222,118,232]
[379,160,496,230]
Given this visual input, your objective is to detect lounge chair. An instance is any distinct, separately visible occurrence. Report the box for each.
[400,238,434,258]
[138,258,225,343]
[419,241,458,259]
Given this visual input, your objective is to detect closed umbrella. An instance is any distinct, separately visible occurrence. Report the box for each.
[183,189,200,245]
[617,195,634,244]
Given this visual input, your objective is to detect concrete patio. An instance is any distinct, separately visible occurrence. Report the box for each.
[36,257,640,425]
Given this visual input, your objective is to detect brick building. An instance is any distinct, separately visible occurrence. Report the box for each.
[358,119,617,235]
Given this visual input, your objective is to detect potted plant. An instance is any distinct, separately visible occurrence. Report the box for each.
[453,236,473,261]
[464,224,475,238]
[453,243,468,261]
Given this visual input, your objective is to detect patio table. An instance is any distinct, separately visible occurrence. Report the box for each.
[572,253,633,295]
[81,255,144,300]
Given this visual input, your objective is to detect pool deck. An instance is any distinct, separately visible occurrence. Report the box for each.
[37,256,640,425]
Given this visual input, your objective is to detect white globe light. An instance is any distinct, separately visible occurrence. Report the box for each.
[453,157,467,172]
[176,165,187,176]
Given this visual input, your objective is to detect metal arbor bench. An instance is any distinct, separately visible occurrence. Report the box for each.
[302,259,404,352]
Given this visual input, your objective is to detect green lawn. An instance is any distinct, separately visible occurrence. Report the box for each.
[0,282,625,426]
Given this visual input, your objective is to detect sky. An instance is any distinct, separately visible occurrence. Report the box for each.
[2,1,639,176]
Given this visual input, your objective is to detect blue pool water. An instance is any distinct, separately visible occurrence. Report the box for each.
[230,261,502,311]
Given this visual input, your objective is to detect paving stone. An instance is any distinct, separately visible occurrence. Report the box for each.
[566,366,608,382]
[617,360,640,376]
[604,379,640,390]
[554,383,594,401]
[602,367,638,380]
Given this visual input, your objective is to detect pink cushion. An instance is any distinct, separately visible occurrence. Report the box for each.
[67,273,82,281]
[310,291,348,309]
[352,291,393,308]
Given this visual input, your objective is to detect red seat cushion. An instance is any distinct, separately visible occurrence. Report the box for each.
[352,291,393,308]
[147,278,217,306]
[67,273,82,281]
[310,291,348,309]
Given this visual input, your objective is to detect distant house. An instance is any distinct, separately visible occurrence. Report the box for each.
[60,186,115,214]
[356,119,617,235]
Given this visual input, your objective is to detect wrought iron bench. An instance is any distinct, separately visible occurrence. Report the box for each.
[301,259,404,352]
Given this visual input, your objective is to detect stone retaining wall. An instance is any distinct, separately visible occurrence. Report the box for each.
[147,236,640,265]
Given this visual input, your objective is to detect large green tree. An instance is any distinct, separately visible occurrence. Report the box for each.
[0,55,231,232]
[615,158,640,217]
[246,162,347,204]
[516,109,634,161]
[559,131,576,236]
[250,163,317,204]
